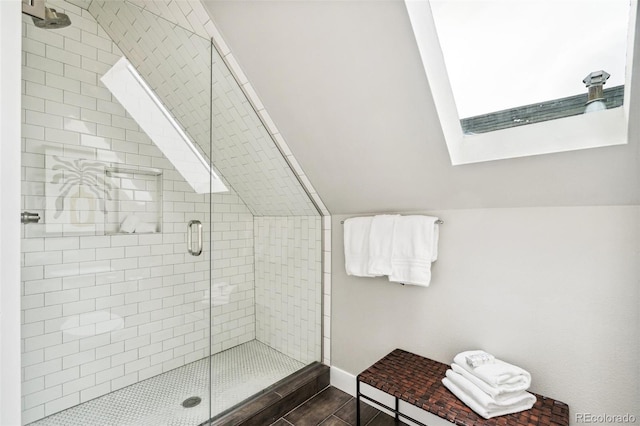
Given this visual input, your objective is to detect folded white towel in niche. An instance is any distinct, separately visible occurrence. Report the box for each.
[344,217,378,277]
[367,214,398,276]
[453,350,532,391]
[120,215,141,233]
[135,222,157,233]
[442,373,536,419]
[388,215,439,287]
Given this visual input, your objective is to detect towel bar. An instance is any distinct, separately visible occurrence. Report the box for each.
[340,218,444,225]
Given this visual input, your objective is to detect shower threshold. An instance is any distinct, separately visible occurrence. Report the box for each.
[27,340,305,426]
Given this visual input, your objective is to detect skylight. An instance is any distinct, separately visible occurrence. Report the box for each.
[405,0,638,164]
[101,57,228,193]
[430,0,630,120]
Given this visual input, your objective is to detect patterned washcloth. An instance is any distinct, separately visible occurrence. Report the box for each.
[465,351,495,368]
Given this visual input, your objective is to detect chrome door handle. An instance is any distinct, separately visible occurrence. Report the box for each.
[187,220,203,256]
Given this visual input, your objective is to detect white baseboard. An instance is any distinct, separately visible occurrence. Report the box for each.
[330,365,454,426]
[329,366,356,397]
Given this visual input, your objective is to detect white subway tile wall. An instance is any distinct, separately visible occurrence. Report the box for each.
[254,217,322,365]
[20,5,255,422]
[88,0,212,171]
[321,215,332,366]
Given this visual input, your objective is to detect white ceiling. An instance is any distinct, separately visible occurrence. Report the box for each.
[202,0,640,215]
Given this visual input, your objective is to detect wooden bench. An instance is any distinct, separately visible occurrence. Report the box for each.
[356,349,569,426]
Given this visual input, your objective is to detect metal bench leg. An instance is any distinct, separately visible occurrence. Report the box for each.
[356,379,361,426]
[395,397,399,424]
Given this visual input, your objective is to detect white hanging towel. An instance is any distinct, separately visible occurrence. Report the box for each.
[367,214,399,276]
[343,217,378,277]
[389,215,439,286]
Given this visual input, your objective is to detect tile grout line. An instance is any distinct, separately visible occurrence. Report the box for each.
[278,384,332,425]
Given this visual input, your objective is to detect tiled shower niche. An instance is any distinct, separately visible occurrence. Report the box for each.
[104,166,162,235]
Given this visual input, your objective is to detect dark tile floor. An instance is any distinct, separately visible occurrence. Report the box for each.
[271,387,407,426]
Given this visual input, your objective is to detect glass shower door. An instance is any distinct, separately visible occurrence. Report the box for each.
[20,1,217,424]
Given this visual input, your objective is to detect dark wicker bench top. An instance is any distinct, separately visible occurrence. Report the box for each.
[357,349,569,426]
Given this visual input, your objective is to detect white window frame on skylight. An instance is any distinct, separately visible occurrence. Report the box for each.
[101,57,228,193]
[404,0,638,165]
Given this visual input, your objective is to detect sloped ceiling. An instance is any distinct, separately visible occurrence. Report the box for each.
[88,0,317,216]
[202,0,640,215]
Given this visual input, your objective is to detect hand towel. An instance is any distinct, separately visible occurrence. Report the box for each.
[451,363,527,401]
[442,375,536,419]
[367,214,398,276]
[344,217,378,277]
[119,214,141,233]
[453,350,531,390]
[388,215,439,286]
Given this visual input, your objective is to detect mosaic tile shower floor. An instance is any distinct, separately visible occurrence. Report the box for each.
[28,340,305,426]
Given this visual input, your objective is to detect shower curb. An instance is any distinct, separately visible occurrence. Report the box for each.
[204,362,330,426]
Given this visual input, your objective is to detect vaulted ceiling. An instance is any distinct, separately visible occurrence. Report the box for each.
[202,0,640,215]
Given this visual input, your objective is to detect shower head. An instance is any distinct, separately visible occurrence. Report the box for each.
[32,7,71,29]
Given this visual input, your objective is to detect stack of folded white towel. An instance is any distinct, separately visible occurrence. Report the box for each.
[343,214,439,287]
[442,350,536,419]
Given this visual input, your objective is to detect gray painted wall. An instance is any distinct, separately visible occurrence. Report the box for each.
[333,207,640,422]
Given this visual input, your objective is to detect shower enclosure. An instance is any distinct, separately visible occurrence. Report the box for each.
[20,1,322,424]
